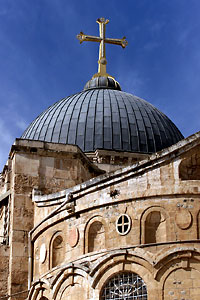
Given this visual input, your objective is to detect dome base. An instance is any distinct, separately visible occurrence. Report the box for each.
[84,76,121,90]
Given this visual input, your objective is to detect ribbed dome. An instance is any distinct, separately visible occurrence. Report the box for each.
[84,76,121,91]
[21,88,183,153]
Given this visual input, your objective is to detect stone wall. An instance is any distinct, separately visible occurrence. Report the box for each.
[0,139,103,300]
[0,245,9,297]
[28,133,200,300]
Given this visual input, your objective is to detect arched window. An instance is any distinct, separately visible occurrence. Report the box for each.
[179,153,200,180]
[51,233,64,268]
[145,211,166,244]
[88,221,105,253]
[101,272,147,300]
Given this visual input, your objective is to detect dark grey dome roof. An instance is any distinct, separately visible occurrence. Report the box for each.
[21,88,183,153]
[84,76,121,91]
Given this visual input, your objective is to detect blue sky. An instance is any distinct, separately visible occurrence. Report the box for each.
[0,0,200,169]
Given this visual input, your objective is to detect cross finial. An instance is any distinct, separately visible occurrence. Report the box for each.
[77,18,128,79]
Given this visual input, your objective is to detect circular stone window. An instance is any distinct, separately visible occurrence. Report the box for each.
[101,272,148,300]
[116,214,131,235]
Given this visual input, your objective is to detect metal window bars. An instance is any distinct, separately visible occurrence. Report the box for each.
[101,272,147,300]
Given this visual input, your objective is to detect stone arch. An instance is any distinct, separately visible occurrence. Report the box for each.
[91,253,158,300]
[153,247,200,282]
[140,207,169,244]
[179,153,200,180]
[100,271,148,300]
[49,231,65,269]
[56,278,87,300]
[163,267,200,300]
[27,280,50,300]
[52,268,90,300]
[84,216,107,254]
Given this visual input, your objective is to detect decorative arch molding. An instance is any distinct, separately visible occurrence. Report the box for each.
[153,246,200,282]
[93,257,158,300]
[51,264,89,288]
[84,215,108,254]
[49,231,65,269]
[52,267,90,300]
[140,206,169,244]
[163,266,200,300]
[90,250,155,290]
[28,265,91,300]
[57,282,86,300]
[27,280,50,300]
[51,264,89,299]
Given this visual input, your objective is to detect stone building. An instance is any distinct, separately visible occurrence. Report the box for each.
[0,18,200,300]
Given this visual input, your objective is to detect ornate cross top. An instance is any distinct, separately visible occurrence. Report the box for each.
[77,18,128,79]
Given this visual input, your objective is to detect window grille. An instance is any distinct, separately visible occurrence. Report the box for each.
[101,272,147,300]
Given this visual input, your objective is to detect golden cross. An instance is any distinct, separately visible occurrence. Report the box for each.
[77,17,128,78]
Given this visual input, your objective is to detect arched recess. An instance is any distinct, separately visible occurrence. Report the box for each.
[163,267,200,300]
[140,207,169,244]
[84,216,107,254]
[179,153,200,180]
[56,279,86,300]
[152,247,200,299]
[49,231,65,269]
[91,254,158,300]
[53,269,90,300]
[27,280,50,300]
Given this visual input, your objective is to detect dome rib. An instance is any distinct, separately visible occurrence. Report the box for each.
[22,89,184,154]
[68,91,87,145]
[58,93,80,144]
[127,95,143,152]
[125,94,140,152]
[118,91,131,151]
[51,98,68,143]
[113,90,123,151]
[37,100,61,141]
[108,89,114,149]
[28,104,52,140]
[75,90,88,150]
[84,89,96,151]
[135,97,149,152]
[152,107,171,150]
[46,97,67,143]
[146,103,163,152]
[140,101,157,152]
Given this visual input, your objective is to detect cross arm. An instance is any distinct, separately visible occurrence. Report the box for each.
[77,32,102,44]
[105,36,128,48]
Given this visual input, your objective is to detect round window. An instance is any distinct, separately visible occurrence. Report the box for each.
[116,214,131,235]
[101,272,148,300]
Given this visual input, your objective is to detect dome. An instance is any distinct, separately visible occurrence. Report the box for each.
[21,87,183,153]
[84,76,121,91]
